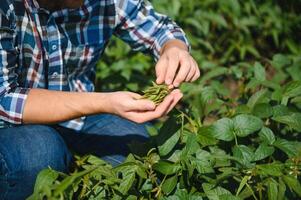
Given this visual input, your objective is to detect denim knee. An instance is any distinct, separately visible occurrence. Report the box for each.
[0,125,72,200]
[83,114,151,139]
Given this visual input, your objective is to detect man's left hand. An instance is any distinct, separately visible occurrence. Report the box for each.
[155,40,200,87]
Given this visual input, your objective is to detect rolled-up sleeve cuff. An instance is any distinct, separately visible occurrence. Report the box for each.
[0,88,30,124]
[152,27,191,60]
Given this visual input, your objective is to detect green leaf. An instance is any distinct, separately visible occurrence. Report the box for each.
[235,105,251,114]
[258,127,275,145]
[238,186,254,199]
[199,86,216,102]
[199,67,228,85]
[118,170,136,195]
[181,133,200,157]
[126,195,138,200]
[246,46,260,58]
[194,150,214,174]
[158,130,181,156]
[197,126,217,146]
[33,168,59,193]
[168,150,182,163]
[233,114,263,137]
[272,105,291,117]
[202,183,231,200]
[162,175,178,195]
[53,166,97,196]
[210,146,231,167]
[146,125,159,136]
[156,116,181,151]
[219,194,242,200]
[236,176,250,196]
[232,145,254,166]
[209,118,235,141]
[28,168,59,200]
[272,54,291,69]
[266,178,278,200]
[153,161,181,175]
[256,163,283,176]
[201,11,228,27]
[282,81,301,98]
[136,165,147,179]
[247,89,268,110]
[86,155,108,166]
[272,113,301,131]
[246,78,261,90]
[273,139,298,157]
[164,189,201,200]
[283,175,301,197]
[277,178,286,200]
[253,144,275,161]
[141,179,153,192]
[254,62,266,82]
[252,103,273,118]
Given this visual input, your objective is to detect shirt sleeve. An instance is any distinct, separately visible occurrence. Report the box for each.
[0,0,29,124]
[114,0,190,59]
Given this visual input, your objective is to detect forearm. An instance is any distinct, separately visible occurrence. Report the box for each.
[23,89,110,124]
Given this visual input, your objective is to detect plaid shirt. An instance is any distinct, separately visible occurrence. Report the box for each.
[0,0,189,131]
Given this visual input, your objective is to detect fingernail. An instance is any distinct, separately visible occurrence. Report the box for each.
[172,89,180,93]
[166,79,172,84]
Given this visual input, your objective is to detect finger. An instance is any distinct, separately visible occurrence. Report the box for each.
[185,59,197,81]
[192,64,200,81]
[127,93,174,123]
[166,90,183,113]
[130,99,156,111]
[165,55,180,85]
[162,89,182,114]
[152,95,174,118]
[155,57,168,84]
[151,92,175,116]
[173,58,191,87]
[128,92,142,100]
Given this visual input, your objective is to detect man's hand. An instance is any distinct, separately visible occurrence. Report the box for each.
[156,40,200,87]
[23,89,182,125]
[106,90,183,123]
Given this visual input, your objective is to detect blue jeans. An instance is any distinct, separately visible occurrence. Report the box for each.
[0,114,149,200]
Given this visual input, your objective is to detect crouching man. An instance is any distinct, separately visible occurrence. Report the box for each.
[0,0,200,199]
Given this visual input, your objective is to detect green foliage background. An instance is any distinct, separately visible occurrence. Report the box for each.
[29,0,301,199]
[96,0,301,92]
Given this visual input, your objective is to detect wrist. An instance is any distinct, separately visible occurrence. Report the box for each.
[160,39,189,55]
[92,92,114,114]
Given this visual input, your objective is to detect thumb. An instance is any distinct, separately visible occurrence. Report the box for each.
[128,99,156,111]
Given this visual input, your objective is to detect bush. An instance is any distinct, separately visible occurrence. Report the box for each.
[29,0,301,199]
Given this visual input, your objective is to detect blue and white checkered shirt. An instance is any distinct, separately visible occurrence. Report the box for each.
[0,0,189,131]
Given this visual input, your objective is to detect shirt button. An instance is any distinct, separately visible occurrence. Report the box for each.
[52,72,59,78]
[51,44,57,51]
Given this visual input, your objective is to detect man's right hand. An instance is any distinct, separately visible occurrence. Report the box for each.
[105,90,183,123]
